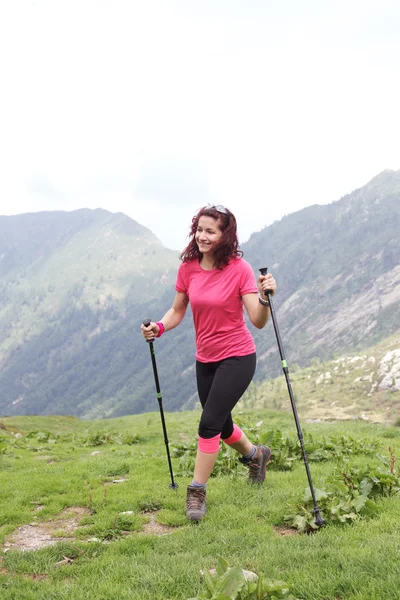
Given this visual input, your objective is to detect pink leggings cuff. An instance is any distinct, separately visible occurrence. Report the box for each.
[198,434,221,453]
[222,424,243,445]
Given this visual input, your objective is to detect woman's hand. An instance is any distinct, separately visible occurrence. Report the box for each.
[258,272,277,297]
[140,321,160,341]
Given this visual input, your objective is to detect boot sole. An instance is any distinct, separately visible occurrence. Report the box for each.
[186,512,205,522]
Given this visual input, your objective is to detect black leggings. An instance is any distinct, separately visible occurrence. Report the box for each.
[196,353,256,440]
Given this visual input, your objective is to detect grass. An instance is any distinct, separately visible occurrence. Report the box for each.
[1,409,400,599]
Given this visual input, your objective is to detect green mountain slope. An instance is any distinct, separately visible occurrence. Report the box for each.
[240,332,400,425]
[244,169,400,381]
[0,170,399,419]
[0,209,183,417]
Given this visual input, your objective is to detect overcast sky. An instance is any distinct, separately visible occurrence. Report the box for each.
[1,0,399,250]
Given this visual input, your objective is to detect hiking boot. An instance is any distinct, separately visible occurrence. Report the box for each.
[240,445,272,483]
[186,485,206,522]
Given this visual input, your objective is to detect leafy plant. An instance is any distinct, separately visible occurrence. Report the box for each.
[82,430,118,446]
[25,429,56,443]
[305,434,379,462]
[138,497,163,512]
[187,557,301,600]
[259,430,299,471]
[334,447,400,498]
[0,440,8,456]
[284,449,399,532]
[284,486,379,533]
[120,432,141,445]
[80,430,131,446]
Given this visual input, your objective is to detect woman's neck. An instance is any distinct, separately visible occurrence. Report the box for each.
[200,254,215,270]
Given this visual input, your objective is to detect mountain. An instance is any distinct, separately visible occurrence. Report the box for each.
[0,209,185,417]
[243,169,400,380]
[0,170,399,419]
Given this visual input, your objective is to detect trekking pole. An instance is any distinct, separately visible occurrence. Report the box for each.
[142,318,178,490]
[259,268,324,527]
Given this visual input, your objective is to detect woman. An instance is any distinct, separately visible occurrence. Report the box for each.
[141,204,276,522]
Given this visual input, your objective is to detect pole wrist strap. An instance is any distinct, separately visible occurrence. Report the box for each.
[155,322,165,337]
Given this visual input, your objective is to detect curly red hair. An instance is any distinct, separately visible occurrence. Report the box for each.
[180,205,243,269]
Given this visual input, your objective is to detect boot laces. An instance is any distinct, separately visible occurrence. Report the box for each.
[248,451,262,477]
[187,488,205,509]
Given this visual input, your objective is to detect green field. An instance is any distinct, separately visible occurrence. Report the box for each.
[1,409,400,599]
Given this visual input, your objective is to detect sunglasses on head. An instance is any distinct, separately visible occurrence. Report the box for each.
[206,204,228,215]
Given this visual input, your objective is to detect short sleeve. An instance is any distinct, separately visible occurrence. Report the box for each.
[239,260,258,296]
[175,262,188,294]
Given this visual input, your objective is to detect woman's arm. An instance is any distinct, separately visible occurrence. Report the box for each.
[242,272,277,329]
[141,291,189,340]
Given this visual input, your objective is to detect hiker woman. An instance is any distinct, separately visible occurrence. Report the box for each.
[141,204,276,521]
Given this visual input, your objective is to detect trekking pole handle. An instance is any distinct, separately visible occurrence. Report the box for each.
[142,318,153,343]
[259,267,273,296]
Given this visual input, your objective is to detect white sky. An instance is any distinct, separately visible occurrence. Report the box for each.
[1,0,399,250]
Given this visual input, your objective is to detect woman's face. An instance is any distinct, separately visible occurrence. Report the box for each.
[195,215,223,255]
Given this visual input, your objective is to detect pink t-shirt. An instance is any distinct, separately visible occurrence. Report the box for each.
[175,257,258,362]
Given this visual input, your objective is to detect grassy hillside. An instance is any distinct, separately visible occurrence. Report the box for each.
[1,410,400,599]
[240,332,400,425]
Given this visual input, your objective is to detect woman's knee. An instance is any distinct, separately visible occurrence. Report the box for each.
[198,414,222,439]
